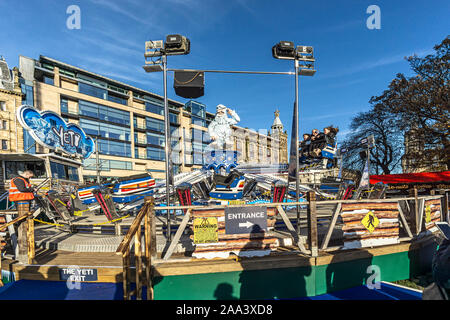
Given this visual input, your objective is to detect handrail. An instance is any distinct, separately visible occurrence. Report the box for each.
[115,196,156,300]
[150,195,444,211]
[116,202,149,255]
[0,211,32,232]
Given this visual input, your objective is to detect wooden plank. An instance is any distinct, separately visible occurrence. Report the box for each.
[414,187,420,234]
[321,203,342,250]
[307,192,318,257]
[17,202,30,264]
[163,209,191,261]
[5,214,19,259]
[441,192,449,223]
[0,211,31,231]
[134,230,142,300]
[122,248,130,300]
[27,217,35,264]
[418,198,425,234]
[276,205,309,254]
[397,202,413,238]
[116,202,148,255]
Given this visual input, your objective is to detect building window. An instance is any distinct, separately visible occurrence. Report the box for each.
[23,129,36,154]
[20,83,34,106]
[0,101,6,111]
[43,75,54,85]
[97,139,131,157]
[50,161,79,181]
[60,98,68,114]
[145,101,164,115]
[79,82,107,100]
[107,93,128,105]
[147,146,165,161]
[169,112,178,124]
[5,161,47,179]
[1,140,8,150]
[147,132,165,147]
[146,117,165,133]
[191,116,206,127]
[79,100,130,126]
[0,120,7,130]
[109,160,132,170]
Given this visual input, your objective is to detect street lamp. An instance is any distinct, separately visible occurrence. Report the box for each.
[143,34,191,241]
[273,41,316,249]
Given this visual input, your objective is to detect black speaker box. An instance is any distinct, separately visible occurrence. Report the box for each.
[174,71,204,98]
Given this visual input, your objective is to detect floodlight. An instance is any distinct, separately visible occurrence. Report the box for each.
[164,34,190,55]
[298,68,316,76]
[272,41,296,60]
[296,45,315,62]
[143,61,163,73]
[144,40,164,58]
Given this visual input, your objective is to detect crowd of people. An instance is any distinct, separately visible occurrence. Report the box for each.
[299,126,339,159]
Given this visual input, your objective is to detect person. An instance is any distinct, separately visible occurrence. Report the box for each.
[324,126,339,146]
[9,170,35,204]
[310,129,325,158]
[299,133,311,158]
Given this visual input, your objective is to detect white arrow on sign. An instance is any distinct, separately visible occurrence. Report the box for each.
[239,221,254,228]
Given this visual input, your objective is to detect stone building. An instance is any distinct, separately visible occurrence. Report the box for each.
[0,57,24,155]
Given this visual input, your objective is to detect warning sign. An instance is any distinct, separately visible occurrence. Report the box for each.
[361,211,380,233]
[425,205,432,223]
[193,217,218,244]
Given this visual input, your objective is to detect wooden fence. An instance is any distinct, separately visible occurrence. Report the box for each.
[116,196,156,300]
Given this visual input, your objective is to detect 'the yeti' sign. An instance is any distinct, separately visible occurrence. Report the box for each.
[17,105,95,159]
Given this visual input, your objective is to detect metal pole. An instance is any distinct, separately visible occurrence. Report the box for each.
[162,55,172,241]
[295,59,300,236]
[168,68,295,76]
[96,137,100,184]
[367,140,370,190]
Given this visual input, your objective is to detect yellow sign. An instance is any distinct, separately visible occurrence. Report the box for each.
[425,205,432,223]
[193,217,218,244]
[228,200,246,206]
[361,211,380,233]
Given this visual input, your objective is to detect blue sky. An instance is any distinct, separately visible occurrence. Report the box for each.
[1,0,449,142]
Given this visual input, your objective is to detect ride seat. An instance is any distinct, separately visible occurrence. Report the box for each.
[213,170,242,188]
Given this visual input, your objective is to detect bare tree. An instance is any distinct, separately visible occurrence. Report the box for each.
[371,36,449,171]
[341,108,403,175]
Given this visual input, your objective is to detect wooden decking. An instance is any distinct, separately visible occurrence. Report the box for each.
[1,234,435,283]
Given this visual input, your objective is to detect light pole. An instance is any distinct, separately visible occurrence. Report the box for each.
[144,35,190,241]
[273,42,316,237]
[294,59,300,235]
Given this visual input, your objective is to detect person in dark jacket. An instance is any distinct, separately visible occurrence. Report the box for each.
[310,129,325,158]
[299,134,311,157]
[324,126,339,146]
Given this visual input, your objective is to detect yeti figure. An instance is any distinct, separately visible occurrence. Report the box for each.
[208,104,240,150]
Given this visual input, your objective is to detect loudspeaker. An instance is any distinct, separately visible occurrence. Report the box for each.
[173,71,204,98]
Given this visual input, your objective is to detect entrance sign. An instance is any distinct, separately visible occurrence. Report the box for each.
[17,105,95,159]
[225,206,267,235]
[193,217,218,244]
